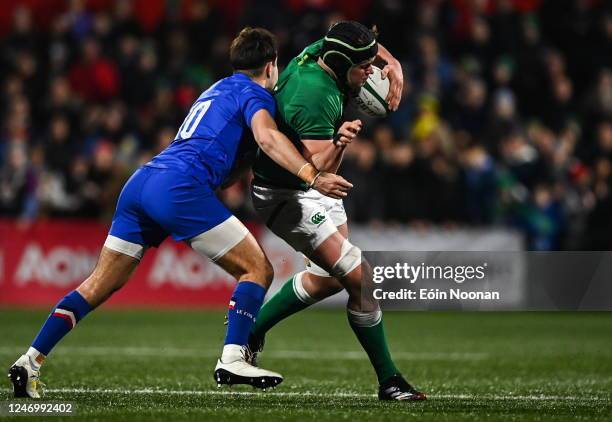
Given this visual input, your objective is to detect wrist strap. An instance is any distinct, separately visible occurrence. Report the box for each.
[297,162,312,179]
[332,133,342,146]
[309,172,322,188]
[297,162,318,186]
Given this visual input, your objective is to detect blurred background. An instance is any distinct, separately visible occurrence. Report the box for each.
[2,5,611,411]
[0,0,611,255]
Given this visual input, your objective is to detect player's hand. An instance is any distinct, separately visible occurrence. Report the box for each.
[334,119,362,146]
[312,172,353,199]
[381,59,403,111]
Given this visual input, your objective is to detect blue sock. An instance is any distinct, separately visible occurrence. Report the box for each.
[31,291,92,356]
[224,281,266,346]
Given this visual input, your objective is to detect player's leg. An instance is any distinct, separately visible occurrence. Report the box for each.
[249,189,347,347]
[76,246,141,307]
[249,190,386,373]
[8,168,154,399]
[252,189,424,398]
[183,214,282,389]
[251,220,404,388]
[132,168,282,389]
[250,186,421,398]
[299,223,347,299]
[250,224,346,344]
[8,245,141,398]
[298,197,352,301]
[307,233,426,401]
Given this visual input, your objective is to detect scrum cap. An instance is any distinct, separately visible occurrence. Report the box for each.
[320,21,378,90]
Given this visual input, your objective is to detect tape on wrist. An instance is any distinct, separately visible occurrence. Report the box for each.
[332,133,342,146]
[309,172,322,188]
[297,162,312,180]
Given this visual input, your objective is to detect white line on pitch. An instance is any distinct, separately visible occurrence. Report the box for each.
[39,388,610,402]
[0,346,488,361]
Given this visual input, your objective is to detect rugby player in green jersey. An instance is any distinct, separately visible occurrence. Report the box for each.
[249,21,426,401]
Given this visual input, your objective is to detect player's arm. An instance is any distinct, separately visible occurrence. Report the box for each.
[302,119,362,174]
[251,109,353,198]
[375,43,403,111]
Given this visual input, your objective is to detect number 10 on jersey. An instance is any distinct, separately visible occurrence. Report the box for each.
[176,99,213,140]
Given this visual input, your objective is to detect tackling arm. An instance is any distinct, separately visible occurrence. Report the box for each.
[252,109,314,179]
[250,109,353,198]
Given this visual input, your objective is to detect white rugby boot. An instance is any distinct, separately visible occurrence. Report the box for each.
[8,355,45,398]
[214,346,282,390]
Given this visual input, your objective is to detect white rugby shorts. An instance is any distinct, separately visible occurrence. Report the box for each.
[251,185,347,256]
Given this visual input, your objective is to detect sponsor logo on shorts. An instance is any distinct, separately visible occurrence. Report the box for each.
[310,212,326,225]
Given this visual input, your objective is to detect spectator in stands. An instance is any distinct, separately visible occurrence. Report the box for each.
[0,0,610,251]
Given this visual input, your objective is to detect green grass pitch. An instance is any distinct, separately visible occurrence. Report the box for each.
[1,309,611,421]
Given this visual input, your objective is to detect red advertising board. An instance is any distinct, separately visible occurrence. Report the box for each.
[0,220,303,308]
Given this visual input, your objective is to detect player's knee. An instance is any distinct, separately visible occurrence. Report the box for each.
[76,250,137,307]
[240,255,274,287]
[329,239,362,281]
[76,275,109,308]
[303,275,343,300]
[306,259,332,277]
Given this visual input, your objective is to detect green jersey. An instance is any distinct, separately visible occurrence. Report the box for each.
[253,39,345,190]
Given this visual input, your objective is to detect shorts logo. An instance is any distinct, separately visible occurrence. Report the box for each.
[310,212,326,225]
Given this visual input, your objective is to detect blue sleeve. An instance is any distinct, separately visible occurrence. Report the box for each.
[241,88,276,129]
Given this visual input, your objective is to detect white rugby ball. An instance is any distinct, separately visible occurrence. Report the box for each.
[353,66,390,118]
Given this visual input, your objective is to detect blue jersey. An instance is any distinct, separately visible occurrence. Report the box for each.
[146,73,275,189]
[108,73,276,248]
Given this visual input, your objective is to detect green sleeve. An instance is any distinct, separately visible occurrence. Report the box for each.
[286,92,341,140]
[274,37,343,140]
[290,38,337,139]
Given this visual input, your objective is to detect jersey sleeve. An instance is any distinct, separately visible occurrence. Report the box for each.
[241,88,276,129]
[286,91,341,140]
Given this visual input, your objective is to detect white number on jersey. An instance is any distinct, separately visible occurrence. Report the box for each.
[176,99,213,140]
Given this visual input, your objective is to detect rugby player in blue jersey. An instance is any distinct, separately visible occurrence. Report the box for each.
[8,27,354,398]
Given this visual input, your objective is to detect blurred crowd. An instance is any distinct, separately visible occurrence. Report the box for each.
[0,0,611,250]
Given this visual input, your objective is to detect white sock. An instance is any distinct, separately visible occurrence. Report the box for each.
[26,347,43,371]
[221,344,244,363]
